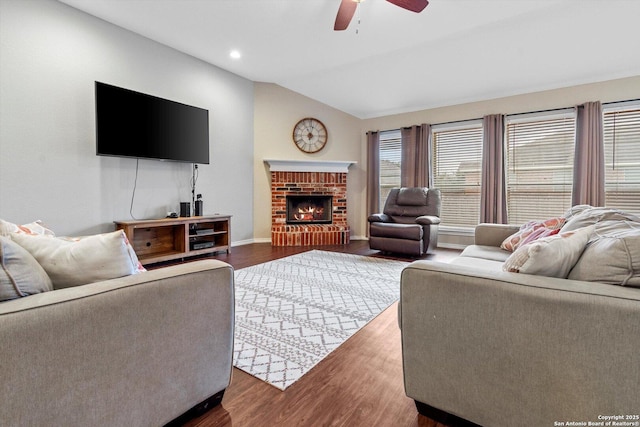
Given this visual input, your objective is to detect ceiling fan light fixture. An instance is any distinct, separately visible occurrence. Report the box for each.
[334,0,429,31]
[386,0,429,13]
[334,0,358,31]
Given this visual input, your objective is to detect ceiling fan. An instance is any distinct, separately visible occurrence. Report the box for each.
[334,0,429,31]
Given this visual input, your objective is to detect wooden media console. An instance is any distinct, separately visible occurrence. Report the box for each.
[115,215,231,266]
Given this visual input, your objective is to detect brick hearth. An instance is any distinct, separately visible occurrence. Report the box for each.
[271,171,350,246]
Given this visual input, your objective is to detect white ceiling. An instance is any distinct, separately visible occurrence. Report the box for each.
[58,0,640,119]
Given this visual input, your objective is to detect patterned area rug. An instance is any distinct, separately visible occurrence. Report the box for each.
[232,250,408,390]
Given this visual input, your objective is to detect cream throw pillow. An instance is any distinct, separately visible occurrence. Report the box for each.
[0,219,55,237]
[561,207,640,232]
[503,226,594,278]
[0,236,53,302]
[568,220,640,287]
[11,230,143,289]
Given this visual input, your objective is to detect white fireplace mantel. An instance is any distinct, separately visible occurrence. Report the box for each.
[264,159,356,173]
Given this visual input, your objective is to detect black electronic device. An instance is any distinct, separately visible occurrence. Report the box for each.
[191,241,215,250]
[195,194,203,216]
[194,229,214,236]
[95,81,210,164]
[180,202,191,217]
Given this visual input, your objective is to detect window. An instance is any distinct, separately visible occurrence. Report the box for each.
[378,129,401,211]
[505,110,576,223]
[604,102,640,214]
[432,121,483,229]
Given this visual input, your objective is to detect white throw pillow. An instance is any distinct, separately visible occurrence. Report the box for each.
[503,226,594,278]
[11,230,143,289]
[561,207,640,232]
[0,219,55,237]
[0,236,53,302]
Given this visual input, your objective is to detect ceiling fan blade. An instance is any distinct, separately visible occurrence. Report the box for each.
[386,0,429,13]
[334,0,358,31]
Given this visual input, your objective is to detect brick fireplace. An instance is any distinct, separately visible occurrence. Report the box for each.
[265,160,355,246]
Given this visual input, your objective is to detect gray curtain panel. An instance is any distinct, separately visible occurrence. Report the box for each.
[572,101,605,207]
[400,124,431,188]
[366,130,380,218]
[480,114,508,223]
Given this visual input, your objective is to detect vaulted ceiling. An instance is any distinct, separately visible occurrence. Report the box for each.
[59,0,640,119]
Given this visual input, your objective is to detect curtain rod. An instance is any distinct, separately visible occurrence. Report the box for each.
[603,97,640,106]
[373,98,640,134]
[506,106,573,118]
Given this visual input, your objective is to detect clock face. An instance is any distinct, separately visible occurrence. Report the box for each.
[293,118,328,153]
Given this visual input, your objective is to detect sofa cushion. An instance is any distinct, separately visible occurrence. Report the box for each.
[0,236,53,302]
[451,256,506,272]
[568,220,640,287]
[500,217,565,252]
[503,226,594,278]
[10,230,144,289]
[370,222,423,241]
[460,245,511,263]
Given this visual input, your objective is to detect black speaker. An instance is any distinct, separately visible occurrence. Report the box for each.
[194,194,203,216]
[180,202,191,217]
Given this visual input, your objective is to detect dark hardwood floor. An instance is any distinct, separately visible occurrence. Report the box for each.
[181,241,460,427]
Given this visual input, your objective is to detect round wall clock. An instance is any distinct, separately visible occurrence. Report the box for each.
[293,117,328,153]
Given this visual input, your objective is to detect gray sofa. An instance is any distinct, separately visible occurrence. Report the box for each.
[1,259,235,426]
[400,216,640,426]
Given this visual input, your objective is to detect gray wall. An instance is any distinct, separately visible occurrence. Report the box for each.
[0,0,254,241]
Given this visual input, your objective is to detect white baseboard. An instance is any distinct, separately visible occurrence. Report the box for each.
[350,235,368,241]
[251,237,272,244]
[231,238,266,247]
[437,242,467,250]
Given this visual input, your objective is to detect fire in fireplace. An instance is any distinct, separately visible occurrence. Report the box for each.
[286,195,332,224]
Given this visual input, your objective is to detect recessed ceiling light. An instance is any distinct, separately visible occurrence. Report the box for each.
[229,50,242,59]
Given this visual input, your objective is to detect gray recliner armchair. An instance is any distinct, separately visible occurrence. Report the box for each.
[368,187,441,256]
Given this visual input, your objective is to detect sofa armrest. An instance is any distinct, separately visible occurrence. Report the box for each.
[415,215,441,225]
[0,260,235,426]
[368,213,391,223]
[399,260,640,426]
[474,223,520,247]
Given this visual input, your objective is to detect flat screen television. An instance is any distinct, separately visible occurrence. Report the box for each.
[95,81,210,164]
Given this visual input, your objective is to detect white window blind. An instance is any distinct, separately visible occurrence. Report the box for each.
[432,121,482,229]
[604,103,640,214]
[379,129,401,211]
[505,111,576,223]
